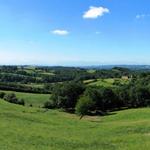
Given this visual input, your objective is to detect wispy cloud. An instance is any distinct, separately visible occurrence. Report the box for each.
[95,31,101,34]
[136,14,150,19]
[83,6,109,19]
[52,29,69,35]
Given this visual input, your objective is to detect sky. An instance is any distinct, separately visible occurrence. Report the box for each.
[0,0,150,66]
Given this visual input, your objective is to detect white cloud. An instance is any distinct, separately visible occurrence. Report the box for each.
[83,6,109,19]
[136,14,150,19]
[52,30,69,35]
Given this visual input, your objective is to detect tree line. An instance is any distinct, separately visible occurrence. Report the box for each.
[0,66,135,94]
[44,75,150,118]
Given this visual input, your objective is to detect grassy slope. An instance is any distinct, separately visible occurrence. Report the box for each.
[0,100,150,150]
[0,90,50,107]
[85,78,129,87]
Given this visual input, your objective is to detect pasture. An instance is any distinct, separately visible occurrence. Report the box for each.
[0,90,50,107]
[85,78,130,87]
[0,100,150,150]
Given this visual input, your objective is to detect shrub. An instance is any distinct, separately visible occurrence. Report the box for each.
[4,93,18,103]
[17,99,25,106]
[3,93,25,106]
[29,104,33,107]
[0,92,5,99]
[43,101,56,109]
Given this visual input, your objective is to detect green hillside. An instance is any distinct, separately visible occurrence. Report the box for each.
[84,78,130,87]
[0,90,50,107]
[0,100,150,150]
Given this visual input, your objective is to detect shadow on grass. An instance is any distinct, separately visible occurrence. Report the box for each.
[62,108,127,116]
[88,111,117,117]
[49,107,129,122]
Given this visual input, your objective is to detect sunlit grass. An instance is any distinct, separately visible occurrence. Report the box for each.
[0,90,50,107]
[0,100,150,150]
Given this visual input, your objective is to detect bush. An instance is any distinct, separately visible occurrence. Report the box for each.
[0,92,5,99]
[43,101,56,109]
[29,104,33,107]
[4,93,18,103]
[3,93,25,106]
[17,99,25,106]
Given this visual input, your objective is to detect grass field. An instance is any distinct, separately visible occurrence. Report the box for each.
[0,90,50,107]
[0,100,150,150]
[85,78,130,87]
[22,83,44,88]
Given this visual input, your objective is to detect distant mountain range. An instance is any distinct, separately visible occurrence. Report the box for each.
[81,65,150,70]
[1,65,150,70]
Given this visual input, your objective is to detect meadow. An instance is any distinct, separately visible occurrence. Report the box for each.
[84,78,130,87]
[0,90,50,107]
[1,66,150,150]
[0,100,150,150]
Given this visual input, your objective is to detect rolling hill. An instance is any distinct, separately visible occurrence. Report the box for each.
[0,100,150,150]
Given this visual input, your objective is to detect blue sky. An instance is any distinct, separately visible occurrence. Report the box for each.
[0,0,150,66]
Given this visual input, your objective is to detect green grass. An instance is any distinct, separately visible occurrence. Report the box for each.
[87,69,96,73]
[22,83,44,88]
[85,78,130,87]
[39,71,55,76]
[0,100,150,150]
[0,90,50,107]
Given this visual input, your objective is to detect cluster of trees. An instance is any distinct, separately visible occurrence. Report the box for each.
[0,92,25,106]
[42,67,95,83]
[2,65,150,118]
[0,73,38,83]
[44,82,85,110]
[76,84,150,118]
[0,82,50,94]
[0,66,18,73]
[0,66,137,95]
[0,66,134,84]
[94,67,132,79]
[42,67,134,83]
[44,77,150,118]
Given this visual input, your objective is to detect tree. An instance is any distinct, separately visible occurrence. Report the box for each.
[75,96,95,119]
[51,81,85,110]
[100,88,116,110]
[84,87,102,111]
[129,86,150,108]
